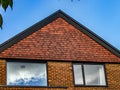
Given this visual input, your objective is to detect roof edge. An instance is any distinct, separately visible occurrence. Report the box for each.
[0,10,61,52]
[0,58,120,63]
[0,10,120,58]
[57,10,120,57]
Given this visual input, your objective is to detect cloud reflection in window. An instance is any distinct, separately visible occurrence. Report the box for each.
[7,62,47,86]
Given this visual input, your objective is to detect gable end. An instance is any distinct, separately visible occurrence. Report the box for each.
[0,10,120,58]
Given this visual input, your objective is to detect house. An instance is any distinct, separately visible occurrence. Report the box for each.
[0,10,120,90]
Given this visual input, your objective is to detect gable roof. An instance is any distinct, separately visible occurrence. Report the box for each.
[0,10,120,59]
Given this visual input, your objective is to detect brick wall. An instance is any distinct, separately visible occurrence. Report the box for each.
[0,60,120,90]
[0,60,6,85]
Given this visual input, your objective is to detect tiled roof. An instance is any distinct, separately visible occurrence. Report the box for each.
[0,10,120,62]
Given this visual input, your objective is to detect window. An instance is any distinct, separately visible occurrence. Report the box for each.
[7,61,47,86]
[73,63,107,86]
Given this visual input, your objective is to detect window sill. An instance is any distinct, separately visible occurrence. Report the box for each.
[0,85,68,89]
[74,85,108,87]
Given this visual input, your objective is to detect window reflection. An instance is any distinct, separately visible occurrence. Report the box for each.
[73,63,106,86]
[73,64,83,85]
[7,62,47,86]
[84,65,106,85]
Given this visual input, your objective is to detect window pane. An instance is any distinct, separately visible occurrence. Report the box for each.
[73,64,84,85]
[7,62,47,86]
[84,65,106,85]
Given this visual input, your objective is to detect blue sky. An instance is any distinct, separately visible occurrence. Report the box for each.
[0,0,120,50]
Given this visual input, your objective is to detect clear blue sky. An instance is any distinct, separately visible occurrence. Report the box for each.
[0,0,120,50]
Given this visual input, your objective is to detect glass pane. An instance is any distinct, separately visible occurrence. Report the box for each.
[84,65,106,85]
[73,64,84,85]
[7,62,47,86]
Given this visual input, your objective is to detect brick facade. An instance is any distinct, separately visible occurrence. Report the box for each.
[0,11,120,90]
[0,60,120,90]
[0,60,6,85]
